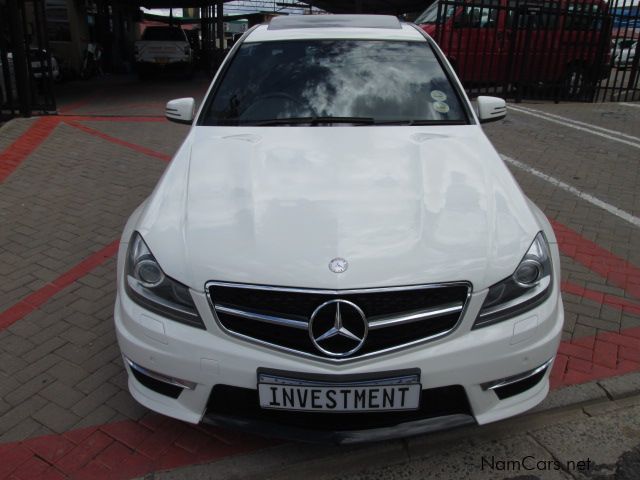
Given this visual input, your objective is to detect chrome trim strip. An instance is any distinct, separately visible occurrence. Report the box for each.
[207,280,470,295]
[258,373,419,386]
[481,358,554,391]
[205,281,472,364]
[368,302,463,330]
[124,356,196,390]
[215,302,463,332]
[214,305,308,330]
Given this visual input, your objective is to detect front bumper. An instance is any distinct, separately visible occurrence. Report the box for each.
[114,268,563,442]
[203,410,475,444]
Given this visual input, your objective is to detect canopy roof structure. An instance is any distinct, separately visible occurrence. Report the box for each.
[302,1,430,14]
[123,0,430,15]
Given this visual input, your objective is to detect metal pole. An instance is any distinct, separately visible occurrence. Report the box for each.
[216,0,224,53]
[7,0,31,117]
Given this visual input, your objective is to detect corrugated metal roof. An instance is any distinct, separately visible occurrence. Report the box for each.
[122,1,431,15]
[301,1,431,14]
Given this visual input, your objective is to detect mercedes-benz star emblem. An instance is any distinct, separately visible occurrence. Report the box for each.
[309,299,368,357]
[329,257,348,274]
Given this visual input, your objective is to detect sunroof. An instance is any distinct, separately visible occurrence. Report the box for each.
[267,14,402,30]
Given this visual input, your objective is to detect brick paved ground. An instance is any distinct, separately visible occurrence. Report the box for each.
[0,74,639,478]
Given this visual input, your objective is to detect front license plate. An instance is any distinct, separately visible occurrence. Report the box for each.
[155,57,169,64]
[258,373,421,412]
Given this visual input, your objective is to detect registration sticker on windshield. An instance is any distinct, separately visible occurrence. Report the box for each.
[430,90,447,102]
[433,101,450,114]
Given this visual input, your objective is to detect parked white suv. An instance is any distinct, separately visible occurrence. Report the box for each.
[134,26,193,78]
[115,15,563,443]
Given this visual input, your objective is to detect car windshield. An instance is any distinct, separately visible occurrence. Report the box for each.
[142,27,185,41]
[199,39,467,126]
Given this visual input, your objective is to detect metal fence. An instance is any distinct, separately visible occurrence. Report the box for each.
[418,0,640,102]
[1,0,56,119]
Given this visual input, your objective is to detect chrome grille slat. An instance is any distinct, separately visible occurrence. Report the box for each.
[367,302,464,330]
[214,305,308,330]
[214,301,464,332]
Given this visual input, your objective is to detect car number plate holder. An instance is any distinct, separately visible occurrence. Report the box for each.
[257,370,421,412]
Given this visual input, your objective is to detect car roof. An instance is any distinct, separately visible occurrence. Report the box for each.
[245,14,425,42]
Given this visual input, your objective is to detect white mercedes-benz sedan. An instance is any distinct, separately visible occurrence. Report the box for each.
[114,14,563,443]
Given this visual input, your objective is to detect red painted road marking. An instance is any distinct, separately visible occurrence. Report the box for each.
[0,414,275,480]
[0,115,167,182]
[0,116,59,182]
[0,241,119,330]
[553,220,640,300]
[64,121,172,161]
[551,326,640,389]
[562,281,640,317]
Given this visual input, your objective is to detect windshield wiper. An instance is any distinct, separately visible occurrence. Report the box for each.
[241,117,467,127]
[374,119,467,126]
[250,116,376,126]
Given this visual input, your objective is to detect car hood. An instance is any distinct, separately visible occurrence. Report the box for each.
[137,126,541,292]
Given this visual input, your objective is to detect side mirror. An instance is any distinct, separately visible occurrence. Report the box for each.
[165,98,195,125]
[476,96,507,123]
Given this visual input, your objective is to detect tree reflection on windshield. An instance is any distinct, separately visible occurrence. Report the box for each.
[202,40,467,126]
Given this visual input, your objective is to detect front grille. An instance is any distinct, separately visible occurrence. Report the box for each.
[206,384,472,431]
[208,282,470,361]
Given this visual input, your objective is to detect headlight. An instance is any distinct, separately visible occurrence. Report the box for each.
[474,232,553,329]
[125,232,204,329]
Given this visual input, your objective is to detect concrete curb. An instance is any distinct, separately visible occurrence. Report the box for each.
[145,371,640,480]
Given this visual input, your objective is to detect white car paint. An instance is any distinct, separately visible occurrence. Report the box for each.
[138,126,538,291]
[134,27,192,68]
[115,17,563,441]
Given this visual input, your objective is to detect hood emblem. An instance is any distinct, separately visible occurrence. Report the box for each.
[329,257,348,274]
[309,300,368,357]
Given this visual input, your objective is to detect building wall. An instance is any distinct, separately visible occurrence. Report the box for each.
[44,0,139,75]
[46,0,90,74]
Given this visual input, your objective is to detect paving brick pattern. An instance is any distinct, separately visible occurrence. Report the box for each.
[0,120,165,311]
[0,73,639,478]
